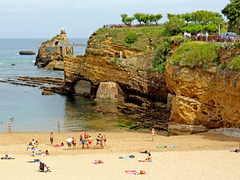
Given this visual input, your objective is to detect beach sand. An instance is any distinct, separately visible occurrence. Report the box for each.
[0,131,240,180]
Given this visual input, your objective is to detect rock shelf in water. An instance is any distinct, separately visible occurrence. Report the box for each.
[19,51,35,55]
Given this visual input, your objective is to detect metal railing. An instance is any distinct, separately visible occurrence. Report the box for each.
[103,23,164,28]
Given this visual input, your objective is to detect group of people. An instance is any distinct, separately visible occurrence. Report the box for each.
[50,131,107,150]
[184,31,209,41]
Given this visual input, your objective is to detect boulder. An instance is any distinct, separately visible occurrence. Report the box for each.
[44,60,64,70]
[19,51,35,55]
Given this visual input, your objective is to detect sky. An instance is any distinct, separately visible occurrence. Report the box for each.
[0,0,230,38]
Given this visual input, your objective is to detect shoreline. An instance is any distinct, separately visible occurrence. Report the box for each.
[1,131,240,179]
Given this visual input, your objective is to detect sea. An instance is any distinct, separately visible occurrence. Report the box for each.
[0,38,133,133]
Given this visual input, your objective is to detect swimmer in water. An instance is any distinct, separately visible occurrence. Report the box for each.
[11,117,14,121]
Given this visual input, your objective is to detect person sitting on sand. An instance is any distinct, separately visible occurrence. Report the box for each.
[28,139,35,146]
[146,152,152,161]
[61,142,64,147]
[139,150,148,153]
[150,128,156,142]
[32,143,37,150]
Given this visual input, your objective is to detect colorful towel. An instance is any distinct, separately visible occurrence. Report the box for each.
[157,145,176,148]
[119,157,130,159]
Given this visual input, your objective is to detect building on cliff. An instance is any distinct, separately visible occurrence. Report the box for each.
[35,30,74,70]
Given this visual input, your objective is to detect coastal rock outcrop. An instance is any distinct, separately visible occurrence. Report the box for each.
[35,30,73,70]
[165,46,240,129]
[19,51,35,55]
[63,31,168,102]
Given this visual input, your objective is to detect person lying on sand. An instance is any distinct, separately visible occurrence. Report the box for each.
[138,152,153,162]
[139,150,148,153]
[93,160,103,164]
[1,154,15,159]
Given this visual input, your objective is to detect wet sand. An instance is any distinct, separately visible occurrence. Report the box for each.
[0,131,240,179]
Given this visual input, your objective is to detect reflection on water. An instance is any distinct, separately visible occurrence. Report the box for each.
[63,96,134,132]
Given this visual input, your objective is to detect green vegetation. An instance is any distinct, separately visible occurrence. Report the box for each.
[169,41,221,70]
[151,39,171,73]
[166,10,224,35]
[115,122,140,130]
[228,55,240,72]
[222,0,240,34]
[135,67,140,72]
[164,16,185,35]
[94,26,168,51]
[125,31,138,44]
[221,64,227,70]
[111,57,119,63]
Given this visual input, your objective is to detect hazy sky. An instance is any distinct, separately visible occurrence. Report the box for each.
[1,0,229,38]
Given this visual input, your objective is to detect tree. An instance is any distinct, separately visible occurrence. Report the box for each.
[165,16,185,35]
[184,13,192,23]
[222,0,240,34]
[121,14,128,24]
[134,13,146,24]
[124,17,135,25]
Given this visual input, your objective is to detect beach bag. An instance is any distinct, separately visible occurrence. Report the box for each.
[140,170,146,174]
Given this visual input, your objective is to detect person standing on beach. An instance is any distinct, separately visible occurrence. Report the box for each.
[8,123,11,132]
[66,137,72,150]
[72,137,76,150]
[50,132,53,145]
[103,134,107,147]
[151,128,156,142]
[57,122,60,132]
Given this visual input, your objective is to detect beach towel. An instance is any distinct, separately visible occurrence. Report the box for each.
[119,157,130,159]
[138,159,156,162]
[26,148,38,151]
[157,145,176,148]
[125,170,146,175]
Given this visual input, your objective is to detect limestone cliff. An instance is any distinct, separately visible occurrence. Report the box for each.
[63,29,168,102]
[165,45,240,129]
[35,30,73,70]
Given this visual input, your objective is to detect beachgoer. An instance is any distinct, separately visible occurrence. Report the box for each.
[32,151,35,157]
[50,132,53,145]
[151,128,156,142]
[85,136,89,149]
[96,137,100,149]
[88,136,92,149]
[61,142,64,147]
[103,135,107,146]
[100,136,104,149]
[66,137,72,149]
[11,117,14,121]
[46,150,49,155]
[184,31,187,39]
[8,123,11,132]
[32,143,37,149]
[205,31,209,41]
[57,122,60,132]
[140,150,148,153]
[146,152,152,162]
[81,133,85,149]
[72,137,76,150]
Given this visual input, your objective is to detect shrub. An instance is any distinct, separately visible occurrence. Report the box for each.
[111,57,119,63]
[221,64,227,69]
[227,55,240,72]
[169,41,221,69]
[125,31,138,44]
[151,40,171,73]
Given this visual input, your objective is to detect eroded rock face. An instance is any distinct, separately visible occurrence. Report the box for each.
[35,30,73,69]
[165,57,240,129]
[63,31,168,102]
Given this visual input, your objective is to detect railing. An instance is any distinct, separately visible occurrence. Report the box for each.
[103,23,164,28]
[186,35,240,43]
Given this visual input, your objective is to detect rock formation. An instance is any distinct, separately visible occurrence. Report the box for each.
[35,30,73,70]
[165,46,240,129]
[63,30,168,102]
[19,51,35,55]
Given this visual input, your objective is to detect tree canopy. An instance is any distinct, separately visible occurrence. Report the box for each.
[222,0,240,34]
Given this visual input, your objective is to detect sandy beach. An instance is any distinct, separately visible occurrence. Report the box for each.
[0,131,240,180]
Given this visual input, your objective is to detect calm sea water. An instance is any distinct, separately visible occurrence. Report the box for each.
[0,38,132,132]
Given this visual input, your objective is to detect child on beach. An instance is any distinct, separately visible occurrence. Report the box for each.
[150,128,156,142]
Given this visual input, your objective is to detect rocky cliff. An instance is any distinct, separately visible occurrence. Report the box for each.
[165,44,240,129]
[35,30,73,70]
[63,30,168,102]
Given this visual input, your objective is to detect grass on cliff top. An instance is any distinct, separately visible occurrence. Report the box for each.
[94,26,169,51]
[169,41,221,70]
[228,55,240,72]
